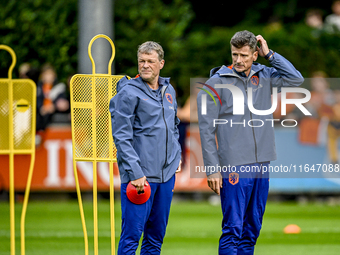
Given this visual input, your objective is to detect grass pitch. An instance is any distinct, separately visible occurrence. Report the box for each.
[0,195,340,255]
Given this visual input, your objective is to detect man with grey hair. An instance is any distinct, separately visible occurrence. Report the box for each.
[197,30,303,254]
[110,41,181,255]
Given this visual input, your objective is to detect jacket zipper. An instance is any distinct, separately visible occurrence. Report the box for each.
[242,80,259,163]
[143,82,168,182]
[160,86,169,182]
[161,102,168,182]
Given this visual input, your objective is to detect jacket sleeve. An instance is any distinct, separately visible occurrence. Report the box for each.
[196,78,222,176]
[109,88,145,181]
[174,91,180,141]
[268,52,304,90]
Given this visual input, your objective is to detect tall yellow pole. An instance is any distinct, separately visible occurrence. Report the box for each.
[109,162,115,255]
[20,152,36,255]
[73,160,89,255]
[4,45,16,255]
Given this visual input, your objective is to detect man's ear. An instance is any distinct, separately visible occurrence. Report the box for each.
[253,51,258,62]
[160,59,165,69]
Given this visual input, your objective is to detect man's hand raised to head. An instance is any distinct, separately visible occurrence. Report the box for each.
[131,176,148,193]
[256,35,270,57]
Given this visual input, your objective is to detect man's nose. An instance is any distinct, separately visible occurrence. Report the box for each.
[236,55,242,63]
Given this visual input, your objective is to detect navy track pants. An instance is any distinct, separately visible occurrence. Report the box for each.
[219,162,269,255]
[118,175,175,255]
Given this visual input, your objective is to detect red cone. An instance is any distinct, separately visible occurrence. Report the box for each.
[126,181,151,204]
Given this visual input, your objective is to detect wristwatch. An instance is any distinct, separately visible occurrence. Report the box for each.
[264,50,274,60]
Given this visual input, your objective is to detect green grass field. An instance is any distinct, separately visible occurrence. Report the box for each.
[1,196,340,255]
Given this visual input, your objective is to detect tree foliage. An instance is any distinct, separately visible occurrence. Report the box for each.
[114,0,194,92]
[1,0,340,103]
[0,0,78,81]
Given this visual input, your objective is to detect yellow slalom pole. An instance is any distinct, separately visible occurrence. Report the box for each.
[1,45,36,255]
[9,81,15,255]
[20,153,35,255]
[70,34,122,255]
[73,160,89,255]
[89,49,99,255]
[9,153,15,255]
[93,161,98,255]
[109,162,115,254]
[108,72,115,255]
[20,76,37,255]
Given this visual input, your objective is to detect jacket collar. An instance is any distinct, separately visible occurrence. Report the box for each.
[117,75,170,100]
[211,63,265,78]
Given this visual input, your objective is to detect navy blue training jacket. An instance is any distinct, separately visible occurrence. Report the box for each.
[109,76,181,183]
[197,52,304,175]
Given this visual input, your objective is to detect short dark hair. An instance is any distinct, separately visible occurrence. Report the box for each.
[230,30,257,52]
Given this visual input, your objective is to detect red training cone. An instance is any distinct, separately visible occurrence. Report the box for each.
[126,181,151,204]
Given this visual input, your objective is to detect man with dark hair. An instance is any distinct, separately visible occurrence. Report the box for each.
[110,41,182,255]
[197,30,304,255]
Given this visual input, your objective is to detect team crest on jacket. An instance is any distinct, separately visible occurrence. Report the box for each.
[229,173,239,185]
[251,75,259,86]
[166,93,173,104]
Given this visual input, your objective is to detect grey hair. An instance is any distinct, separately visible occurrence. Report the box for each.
[230,30,257,52]
[137,41,164,61]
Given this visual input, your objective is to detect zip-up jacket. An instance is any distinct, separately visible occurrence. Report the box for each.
[197,52,304,175]
[110,76,181,183]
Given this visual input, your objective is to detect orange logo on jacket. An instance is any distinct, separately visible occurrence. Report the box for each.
[229,173,239,185]
[251,75,259,86]
[166,93,173,104]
